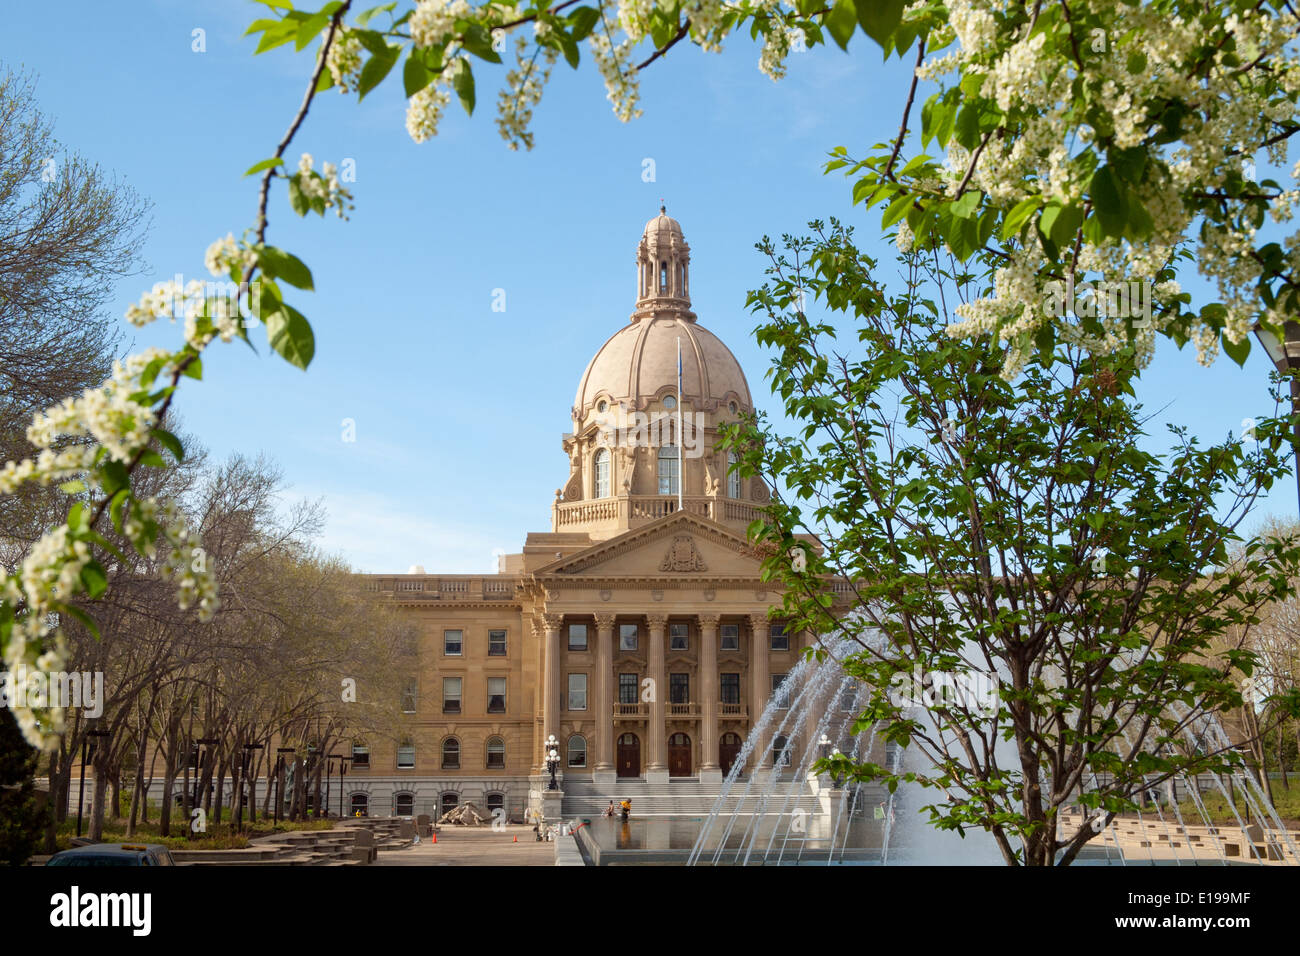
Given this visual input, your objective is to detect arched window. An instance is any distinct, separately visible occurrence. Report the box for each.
[440,792,459,816]
[658,445,679,495]
[349,793,368,817]
[772,734,792,768]
[486,736,505,770]
[394,792,414,816]
[659,261,668,292]
[567,734,587,768]
[727,450,741,498]
[594,448,610,499]
[441,737,460,770]
[486,792,505,815]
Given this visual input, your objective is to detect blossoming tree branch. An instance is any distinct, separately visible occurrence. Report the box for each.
[3,0,1296,751]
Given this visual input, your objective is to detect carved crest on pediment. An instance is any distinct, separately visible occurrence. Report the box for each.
[659,534,707,572]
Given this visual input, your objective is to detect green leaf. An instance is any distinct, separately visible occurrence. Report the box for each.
[80,561,108,599]
[265,304,316,370]
[1090,166,1128,238]
[1000,197,1040,240]
[153,428,184,463]
[258,246,315,290]
[138,450,167,468]
[99,461,129,498]
[109,489,130,535]
[569,6,600,41]
[453,59,476,115]
[288,176,310,216]
[827,0,858,50]
[59,480,87,495]
[880,192,913,228]
[950,189,980,220]
[357,46,399,100]
[244,157,285,177]
[403,53,431,97]
[182,357,203,380]
[857,0,905,47]
[1222,333,1251,367]
[62,605,101,641]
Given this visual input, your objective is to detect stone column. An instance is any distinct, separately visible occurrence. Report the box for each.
[698,614,721,784]
[749,614,770,779]
[542,613,562,772]
[594,613,616,787]
[646,614,669,783]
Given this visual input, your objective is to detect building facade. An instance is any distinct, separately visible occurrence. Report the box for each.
[350,210,823,821]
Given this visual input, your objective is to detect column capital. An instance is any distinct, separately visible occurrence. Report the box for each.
[697,614,721,629]
[749,613,771,631]
[646,614,668,629]
[594,613,617,631]
[542,613,564,631]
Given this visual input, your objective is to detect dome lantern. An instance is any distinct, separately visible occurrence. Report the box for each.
[635,205,694,322]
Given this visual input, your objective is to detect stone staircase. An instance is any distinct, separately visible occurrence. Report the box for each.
[171,818,411,866]
[561,777,885,817]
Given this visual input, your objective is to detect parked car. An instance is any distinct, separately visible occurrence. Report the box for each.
[46,843,176,866]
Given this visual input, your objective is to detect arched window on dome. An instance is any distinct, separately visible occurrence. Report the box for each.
[658,445,679,496]
[659,261,668,293]
[727,450,741,499]
[594,448,610,499]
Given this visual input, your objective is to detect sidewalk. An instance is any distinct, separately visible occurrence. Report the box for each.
[376,824,557,866]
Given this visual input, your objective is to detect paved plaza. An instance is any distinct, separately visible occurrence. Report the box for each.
[376,825,557,866]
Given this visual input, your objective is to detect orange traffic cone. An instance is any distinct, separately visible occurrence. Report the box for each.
[431,833,437,844]
[513,835,518,842]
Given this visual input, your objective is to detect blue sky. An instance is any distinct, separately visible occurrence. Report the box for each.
[4,1,1294,571]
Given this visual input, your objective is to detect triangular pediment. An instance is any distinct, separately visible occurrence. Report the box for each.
[534,511,767,578]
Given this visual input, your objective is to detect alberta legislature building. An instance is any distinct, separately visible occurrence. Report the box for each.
[346,209,838,823]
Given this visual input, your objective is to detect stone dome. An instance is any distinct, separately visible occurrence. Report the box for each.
[572,208,752,419]
[573,316,752,418]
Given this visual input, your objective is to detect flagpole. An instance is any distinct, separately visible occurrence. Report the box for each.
[677,336,684,512]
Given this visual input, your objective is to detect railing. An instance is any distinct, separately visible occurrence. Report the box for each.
[356,574,519,601]
[614,703,648,717]
[720,702,746,718]
[553,494,769,530]
[667,702,699,717]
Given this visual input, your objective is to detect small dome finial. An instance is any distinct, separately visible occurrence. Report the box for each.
[660,203,666,214]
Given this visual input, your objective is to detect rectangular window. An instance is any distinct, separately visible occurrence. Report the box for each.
[618,673,638,705]
[720,624,739,651]
[351,743,370,768]
[443,677,462,714]
[488,629,507,656]
[401,678,418,714]
[770,624,789,651]
[568,623,588,651]
[670,673,690,704]
[669,623,689,651]
[721,673,740,705]
[444,629,463,656]
[568,673,588,711]
[619,623,639,652]
[771,673,789,709]
[840,683,857,712]
[397,743,415,770]
[658,448,679,495]
[487,677,506,713]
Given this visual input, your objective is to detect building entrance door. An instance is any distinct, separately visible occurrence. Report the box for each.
[668,733,692,777]
[617,733,640,777]
[719,733,742,775]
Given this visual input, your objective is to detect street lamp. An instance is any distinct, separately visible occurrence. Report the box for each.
[336,755,351,818]
[1251,321,1300,512]
[544,734,561,791]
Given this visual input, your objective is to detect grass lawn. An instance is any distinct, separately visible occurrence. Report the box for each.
[1177,783,1300,828]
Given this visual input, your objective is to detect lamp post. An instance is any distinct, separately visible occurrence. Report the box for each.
[1252,321,1300,512]
[336,755,350,818]
[544,734,561,791]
